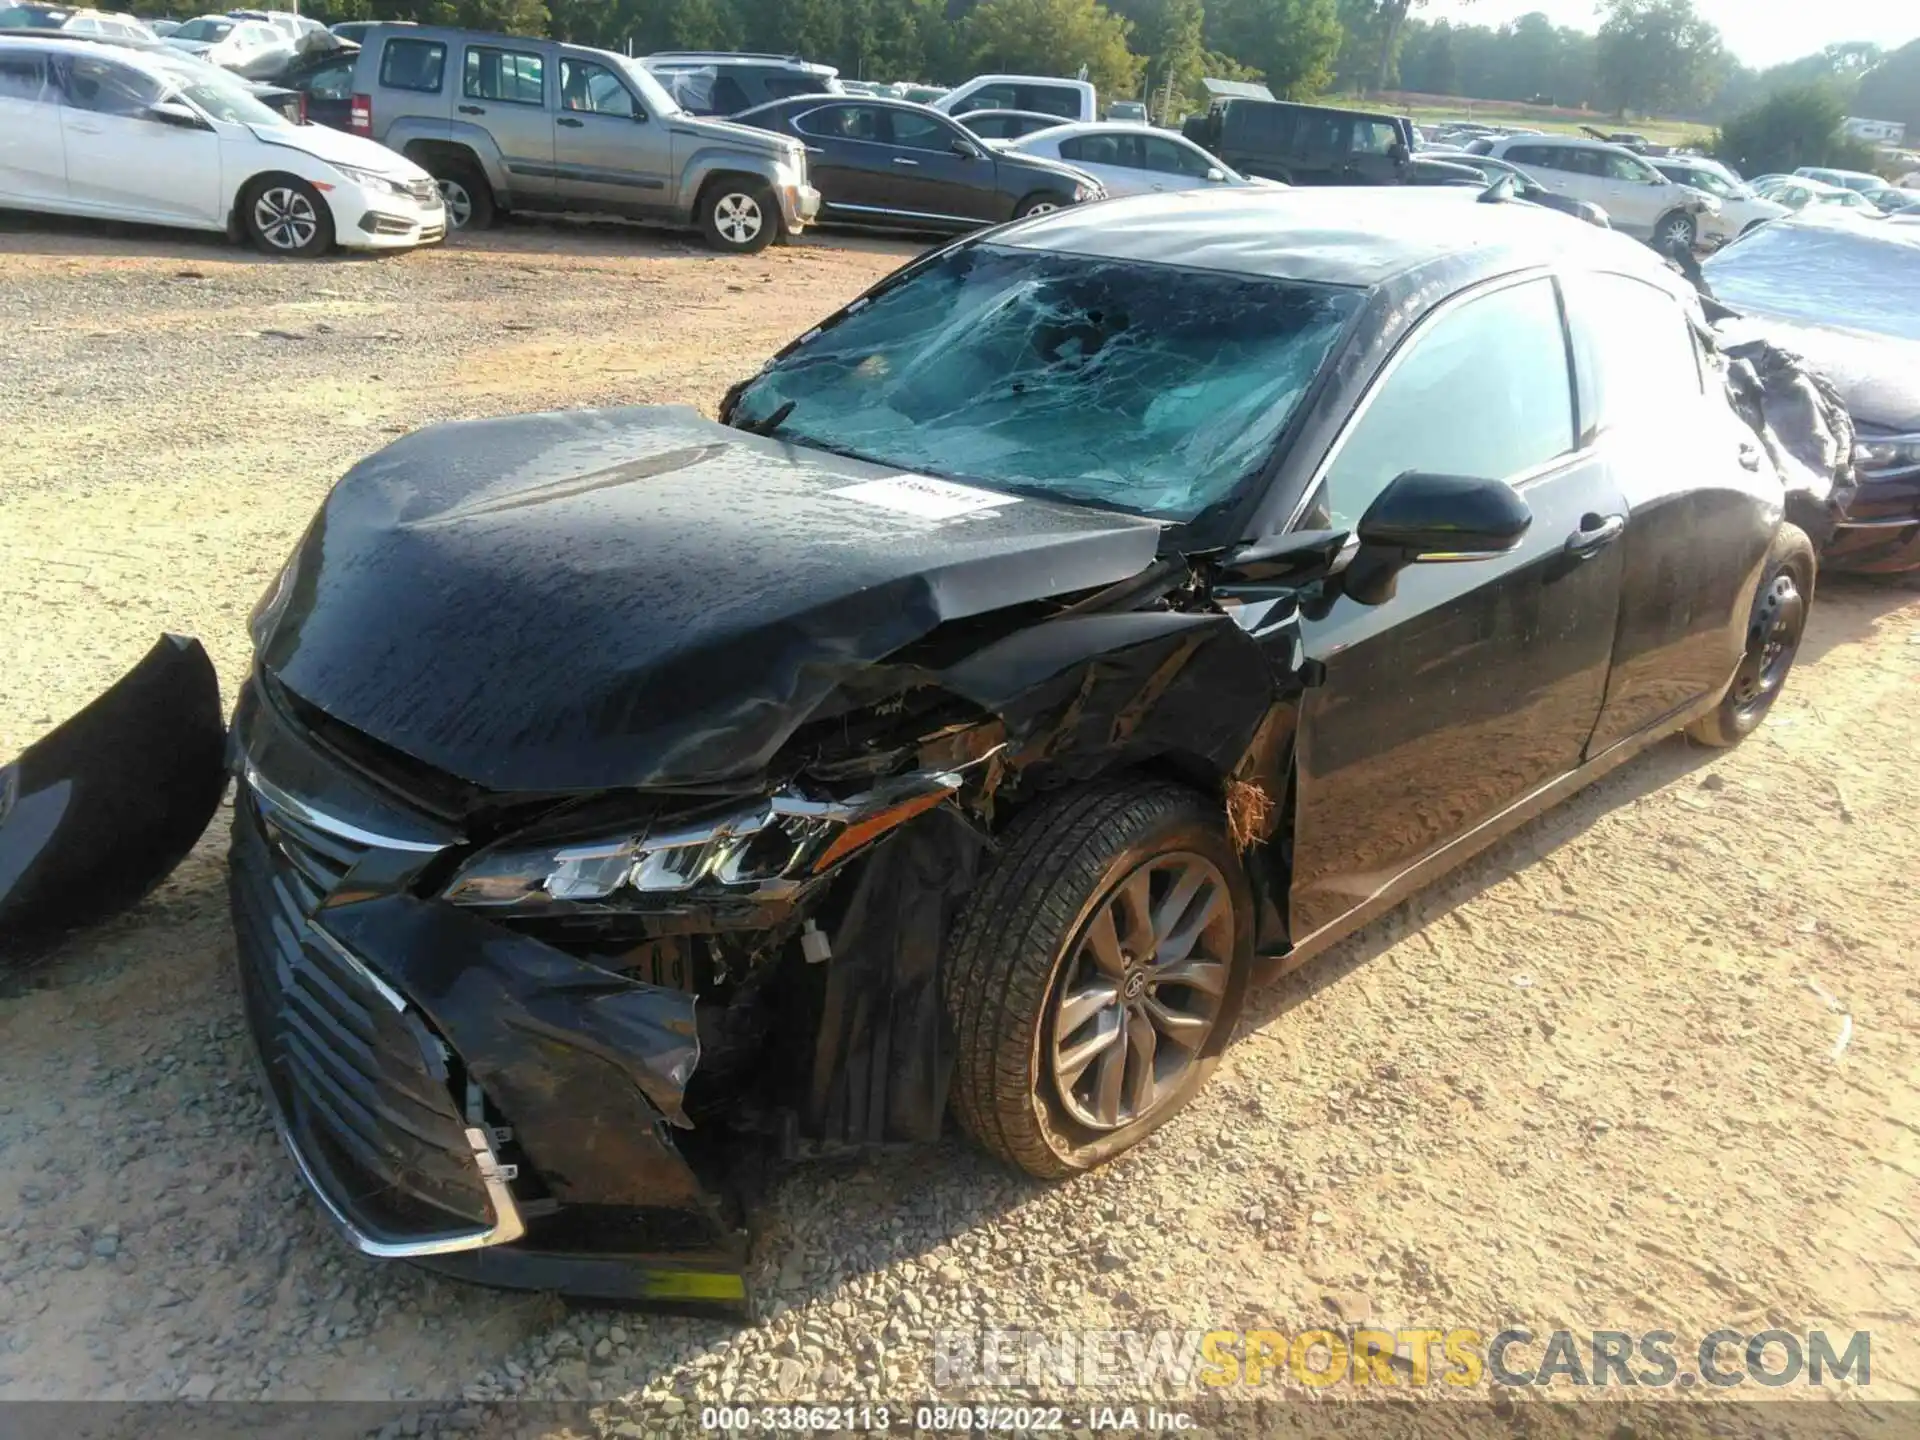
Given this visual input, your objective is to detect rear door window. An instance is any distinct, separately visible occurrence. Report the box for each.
[0,51,49,101]
[464,45,544,107]
[1297,112,1351,160]
[794,102,885,143]
[379,37,445,93]
[1016,84,1081,117]
[1561,271,1702,444]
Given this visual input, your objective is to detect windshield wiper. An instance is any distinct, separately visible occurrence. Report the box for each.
[738,399,796,438]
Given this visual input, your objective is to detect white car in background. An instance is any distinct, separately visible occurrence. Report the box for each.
[0,4,152,37]
[162,12,287,77]
[1651,155,1790,243]
[1472,134,1719,249]
[1005,121,1264,198]
[0,36,444,255]
[1753,174,1885,217]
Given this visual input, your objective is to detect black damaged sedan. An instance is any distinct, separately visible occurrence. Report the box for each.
[218,189,1812,1302]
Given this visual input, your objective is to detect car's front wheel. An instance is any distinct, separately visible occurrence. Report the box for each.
[242,175,333,258]
[1014,192,1069,219]
[1655,209,1698,251]
[699,178,779,254]
[945,780,1251,1179]
[1687,522,1815,747]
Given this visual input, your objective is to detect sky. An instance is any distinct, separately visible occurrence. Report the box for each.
[1420,0,1917,69]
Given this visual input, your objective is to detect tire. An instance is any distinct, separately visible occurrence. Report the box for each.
[698,177,778,254]
[945,779,1252,1180]
[429,160,495,232]
[1654,209,1697,252]
[1014,192,1070,219]
[1687,523,1816,748]
[241,175,333,258]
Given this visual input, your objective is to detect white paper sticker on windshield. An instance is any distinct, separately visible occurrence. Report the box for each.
[829,476,1019,521]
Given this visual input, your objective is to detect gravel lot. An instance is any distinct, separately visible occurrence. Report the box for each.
[2,211,1918,1423]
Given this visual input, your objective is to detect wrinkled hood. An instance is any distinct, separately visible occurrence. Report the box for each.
[257,407,1163,794]
[1716,315,1920,432]
[251,119,429,179]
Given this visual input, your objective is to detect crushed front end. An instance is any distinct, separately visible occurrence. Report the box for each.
[226,672,999,1308]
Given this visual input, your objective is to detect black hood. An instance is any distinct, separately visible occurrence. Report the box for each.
[996,148,1099,191]
[257,407,1162,794]
[1716,315,1920,432]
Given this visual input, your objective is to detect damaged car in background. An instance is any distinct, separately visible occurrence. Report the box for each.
[4,189,1843,1308]
[1698,210,1920,574]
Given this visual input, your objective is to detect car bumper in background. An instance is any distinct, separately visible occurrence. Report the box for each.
[780,183,821,233]
[334,180,447,251]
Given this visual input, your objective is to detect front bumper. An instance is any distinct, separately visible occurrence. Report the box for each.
[226,685,748,1306]
[335,180,447,251]
[780,183,822,233]
[1823,472,1920,574]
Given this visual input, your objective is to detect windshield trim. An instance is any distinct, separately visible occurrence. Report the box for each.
[723,241,1369,544]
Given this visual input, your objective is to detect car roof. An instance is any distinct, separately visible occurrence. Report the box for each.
[996,186,1672,290]
[1014,120,1191,141]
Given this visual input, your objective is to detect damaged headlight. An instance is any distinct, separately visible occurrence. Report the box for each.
[445,770,963,909]
[1074,182,1105,203]
[1854,433,1920,477]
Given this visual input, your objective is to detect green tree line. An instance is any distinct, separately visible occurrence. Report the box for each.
[148,0,1914,170]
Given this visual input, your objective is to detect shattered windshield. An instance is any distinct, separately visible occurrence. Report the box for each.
[731,244,1364,523]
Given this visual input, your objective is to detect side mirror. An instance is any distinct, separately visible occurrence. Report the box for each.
[147,97,208,130]
[1343,471,1532,605]
[1389,142,1410,165]
[1205,166,1226,183]
[951,138,982,160]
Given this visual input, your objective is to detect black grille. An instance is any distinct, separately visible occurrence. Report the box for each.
[231,788,493,1236]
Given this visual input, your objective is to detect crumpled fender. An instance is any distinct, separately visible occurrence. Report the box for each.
[1,634,225,962]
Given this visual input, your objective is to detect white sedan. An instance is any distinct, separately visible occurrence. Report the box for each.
[1003,121,1267,198]
[162,12,289,78]
[0,36,445,256]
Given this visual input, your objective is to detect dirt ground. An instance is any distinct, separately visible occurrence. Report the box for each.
[2,211,1917,1420]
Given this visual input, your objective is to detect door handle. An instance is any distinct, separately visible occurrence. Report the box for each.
[458,104,486,115]
[67,122,103,134]
[1564,513,1627,558]
[892,156,919,166]
[557,116,584,128]
[804,145,824,156]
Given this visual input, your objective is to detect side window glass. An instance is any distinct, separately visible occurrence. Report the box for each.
[560,58,634,117]
[796,103,882,142]
[1604,151,1649,182]
[464,46,544,107]
[1022,85,1080,118]
[1299,113,1347,157]
[59,56,160,115]
[1354,120,1398,155]
[1321,279,1575,531]
[887,109,954,151]
[379,39,445,94]
[1165,139,1214,176]
[0,53,48,101]
[763,75,825,100]
[708,73,749,114]
[1562,271,1702,443]
[966,112,1011,138]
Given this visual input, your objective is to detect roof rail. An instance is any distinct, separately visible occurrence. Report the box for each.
[646,50,814,64]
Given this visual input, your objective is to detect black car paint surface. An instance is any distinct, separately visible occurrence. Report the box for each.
[733,95,1096,230]
[1705,216,1920,572]
[220,189,1788,1300]
[1,634,225,963]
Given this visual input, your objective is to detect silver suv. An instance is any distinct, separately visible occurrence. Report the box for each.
[346,25,819,252]
[1474,135,1718,250]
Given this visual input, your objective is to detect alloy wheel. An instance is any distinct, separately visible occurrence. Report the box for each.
[437,179,474,230]
[1023,201,1059,217]
[254,187,319,252]
[1731,571,1806,719]
[713,193,764,246]
[1659,214,1696,249]
[1047,853,1232,1132]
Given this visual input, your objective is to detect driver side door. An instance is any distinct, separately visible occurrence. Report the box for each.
[54,55,223,226]
[552,56,672,216]
[1283,275,1629,943]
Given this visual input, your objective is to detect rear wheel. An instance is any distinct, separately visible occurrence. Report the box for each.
[1687,523,1815,747]
[698,178,778,254]
[242,176,333,258]
[428,159,495,232]
[945,780,1251,1180]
